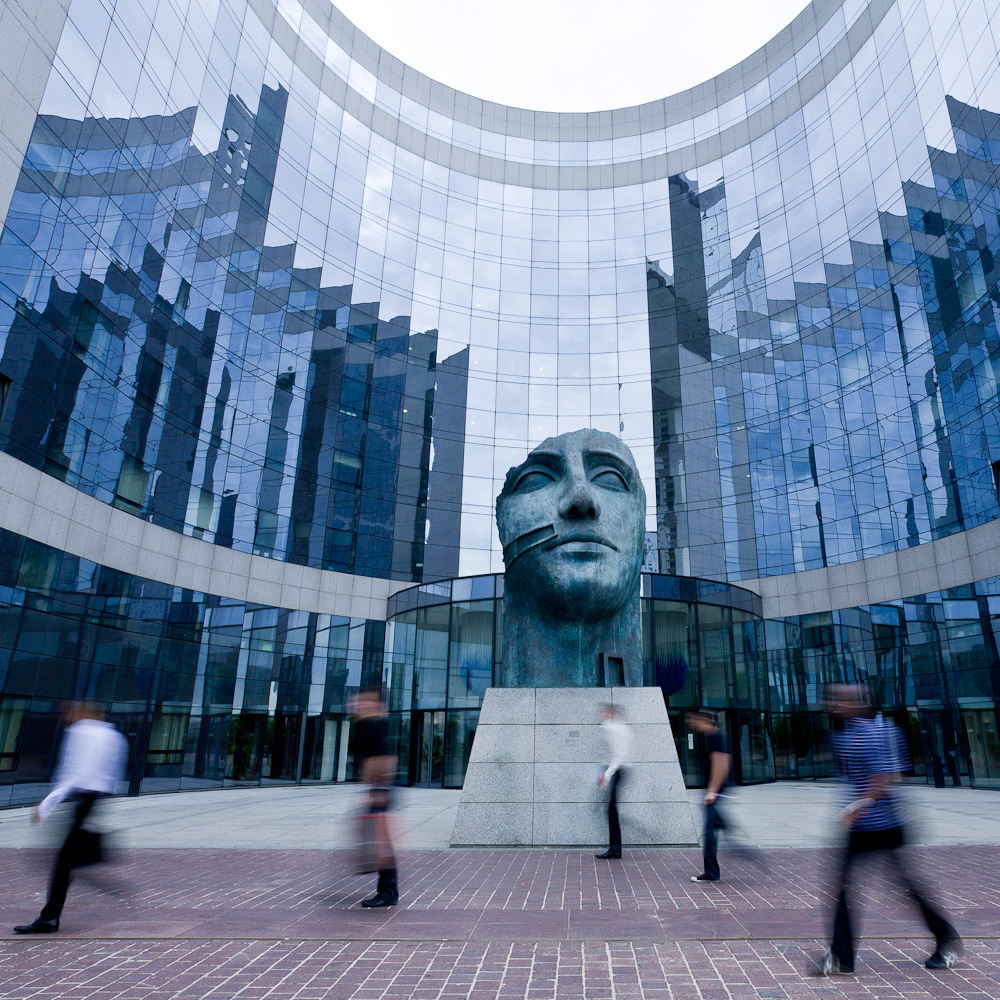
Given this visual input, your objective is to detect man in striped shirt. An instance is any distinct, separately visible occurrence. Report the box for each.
[814,683,961,976]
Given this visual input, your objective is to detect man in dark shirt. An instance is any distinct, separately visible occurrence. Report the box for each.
[813,684,960,975]
[687,710,730,883]
[352,689,398,907]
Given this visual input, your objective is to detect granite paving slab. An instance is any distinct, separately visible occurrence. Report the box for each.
[0,845,996,998]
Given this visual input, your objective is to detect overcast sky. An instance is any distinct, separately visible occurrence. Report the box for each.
[334,1,810,112]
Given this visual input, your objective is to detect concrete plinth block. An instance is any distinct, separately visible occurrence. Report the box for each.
[532,802,608,846]
[532,763,605,805]
[616,801,699,846]
[450,802,533,846]
[477,687,535,725]
[615,763,689,803]
[451,687,697,847]
[460,762,534,803]
[629,725,682,762]
[468,724,535,763]
[533,725,607,764]
[535,687,602,724]
[610,687,667,723]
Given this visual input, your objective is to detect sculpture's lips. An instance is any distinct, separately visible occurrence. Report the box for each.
[545,530,617,550]
[501,523,618,566]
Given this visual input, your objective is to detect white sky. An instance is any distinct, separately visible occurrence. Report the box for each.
[334,1,811,112]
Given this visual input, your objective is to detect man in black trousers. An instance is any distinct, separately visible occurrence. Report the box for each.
[687,710,731,883]
[352,689,399,907]
[14,701,128,934]
[595,703,632,859]
[813,683,961,975]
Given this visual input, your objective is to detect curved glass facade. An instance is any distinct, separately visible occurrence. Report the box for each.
[0,527,389,807]
[383,574,766,787]
[0,0,999,797]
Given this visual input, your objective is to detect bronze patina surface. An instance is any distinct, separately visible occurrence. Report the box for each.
[496,429,646,687]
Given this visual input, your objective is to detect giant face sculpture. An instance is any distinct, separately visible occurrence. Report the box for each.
[497,429,646,624]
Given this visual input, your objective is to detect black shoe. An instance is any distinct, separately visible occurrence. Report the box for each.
[13,917,58,934]
[810,951,854,976]
[368,869,398,906]
[690,873,719,882]
[361,893,397,908]
[595,850,621,859]
[925,937,963,970]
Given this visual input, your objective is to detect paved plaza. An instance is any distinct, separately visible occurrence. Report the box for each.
[0,783,996,998]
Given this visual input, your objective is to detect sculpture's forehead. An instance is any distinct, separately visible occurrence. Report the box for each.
[528,430,636,467]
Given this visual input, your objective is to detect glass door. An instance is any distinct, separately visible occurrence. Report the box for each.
[267,712,301,782]
[735,711,774,784]
[194,713,230,781]
[919,709,963,786]
[964,709,1000,788]
[409,710,445,787]
[667,710,700,788]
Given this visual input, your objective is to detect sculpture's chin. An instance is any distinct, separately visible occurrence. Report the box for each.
[512,557,636,622]
[548,581,630,621]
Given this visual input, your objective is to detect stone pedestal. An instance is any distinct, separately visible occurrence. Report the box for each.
[451,687,698,847]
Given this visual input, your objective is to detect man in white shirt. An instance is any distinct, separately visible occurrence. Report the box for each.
[595,703,632,859]
[14,702,128,934]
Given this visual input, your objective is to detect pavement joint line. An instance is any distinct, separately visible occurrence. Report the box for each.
[2,934,999,941]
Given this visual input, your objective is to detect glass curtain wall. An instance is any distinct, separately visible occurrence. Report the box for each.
[1,539,998,799]
[1,0,999,589]
[643,597,772,787]
[383,574,768,788]
[766,589,1000,789]
[0,528,383,807]
[383,594,499,788]
[0,0,999,799]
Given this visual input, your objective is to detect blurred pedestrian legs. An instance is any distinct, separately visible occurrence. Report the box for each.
[14,701,128,934]
[595,703,632,860]
[813,683,961,975]
[351,689,399,907]
[687,710,730,882]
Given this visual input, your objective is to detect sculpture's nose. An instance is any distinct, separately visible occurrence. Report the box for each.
[559,474,600,520]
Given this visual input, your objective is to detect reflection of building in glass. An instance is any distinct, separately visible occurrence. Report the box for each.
[647,102,1000,580]
[0,92,469,580]
[0,0,999,803]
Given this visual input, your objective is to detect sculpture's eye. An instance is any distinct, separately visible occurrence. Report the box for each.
[591,468,629,491]
[513,468,555,492]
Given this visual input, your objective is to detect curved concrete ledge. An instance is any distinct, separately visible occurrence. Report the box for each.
[249,0,896,188]
[738,518,1000,618]
[0,451,406,620]
[317,0,853,129]
[0,0,70,226]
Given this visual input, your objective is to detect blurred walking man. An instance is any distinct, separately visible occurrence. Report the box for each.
[353,689,399,907]
[688,711,730,883]
[814,683,961,975]
[14,702,128,934]
[595,703,632,859]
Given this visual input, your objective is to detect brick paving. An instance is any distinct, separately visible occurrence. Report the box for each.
[0,846,996,998]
